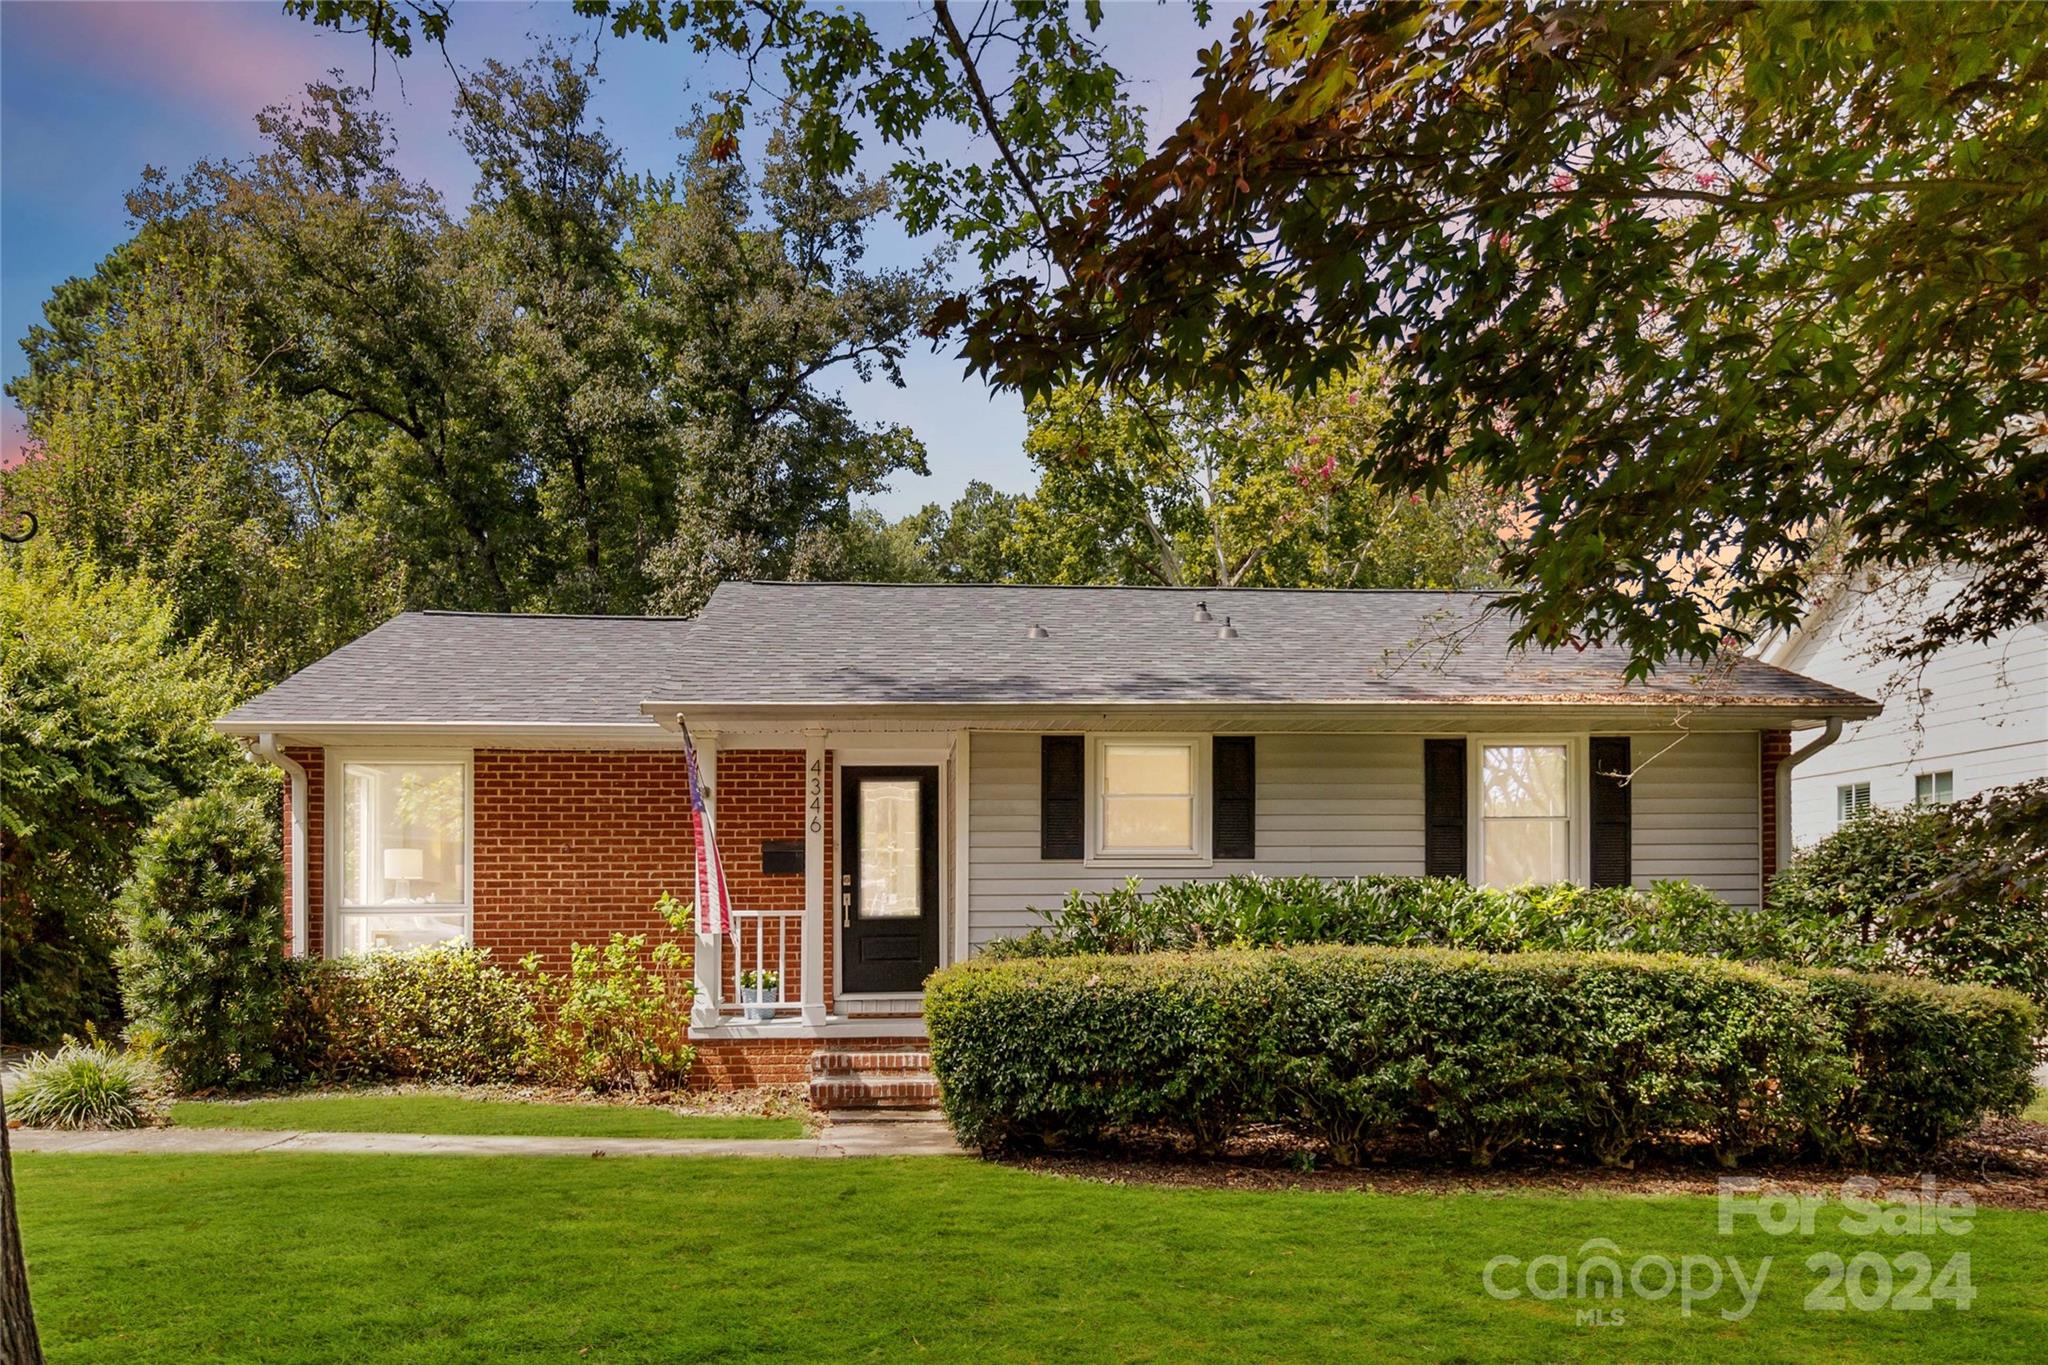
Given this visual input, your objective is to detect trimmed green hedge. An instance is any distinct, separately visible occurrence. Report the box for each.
[277,948,537,1086]
[924,947,2038,1166]
[986,874,1837,964]
[1797,969,2040,1157]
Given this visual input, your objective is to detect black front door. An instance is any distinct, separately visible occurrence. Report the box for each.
[839,766,941,994]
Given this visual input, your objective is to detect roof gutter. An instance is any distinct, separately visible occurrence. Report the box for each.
[1775,716,1846,871]
[252,734,310,958]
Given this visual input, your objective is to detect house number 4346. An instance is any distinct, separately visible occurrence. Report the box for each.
[807,758,823,834]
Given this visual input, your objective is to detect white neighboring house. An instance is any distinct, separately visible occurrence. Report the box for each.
[1761,569,2048,848]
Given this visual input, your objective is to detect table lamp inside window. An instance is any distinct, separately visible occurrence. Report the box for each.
[382,847,425,901]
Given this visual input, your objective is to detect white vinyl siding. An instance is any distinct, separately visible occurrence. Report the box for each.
[966,731,1423,951]
[1626,731,1763,909]
[1774,572,2048,846]
[965,726,1766,948]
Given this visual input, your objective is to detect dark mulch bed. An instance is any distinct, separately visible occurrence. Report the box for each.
[999,1116,2048,1211]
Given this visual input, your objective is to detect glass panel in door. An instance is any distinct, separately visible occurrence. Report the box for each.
[858,779,922,918]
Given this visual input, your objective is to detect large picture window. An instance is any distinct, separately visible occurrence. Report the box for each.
[1092,737,1204,859]
[1477,743,1572,887]
[336,757,469,953]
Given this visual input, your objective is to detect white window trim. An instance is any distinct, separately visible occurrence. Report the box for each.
[1914,770,1954,805]
[1085,733,1212,866]
[324,748,475,955]
[1466,735,1589,889]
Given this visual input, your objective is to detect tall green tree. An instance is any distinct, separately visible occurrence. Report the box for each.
[634,122,946,611]
[5,51,945,662]
[961,1,2048,672]
[828,481,1030,585]
[4,194,395,685]
[213,77,576,615]
[455,49,677,612]
[0,551,260,1044]
[288,1,2048,672]
[1008,376,1502,590]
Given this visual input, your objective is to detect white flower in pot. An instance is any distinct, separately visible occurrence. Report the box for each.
[737,968,780,1022]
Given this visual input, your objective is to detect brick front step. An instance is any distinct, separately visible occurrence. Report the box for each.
[820,1108,947,1124]
[808,1047,939,1110]
[809,1048,932,1076]
[809,1072,940,1110]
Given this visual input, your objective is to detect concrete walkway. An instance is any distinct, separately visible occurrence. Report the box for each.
[11,1121,966,1159]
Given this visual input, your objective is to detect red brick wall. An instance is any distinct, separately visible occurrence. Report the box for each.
[689,1036,909,1089]
[1760,729,1792,893]
[280,744,826,972]
[270,742,919,1088]
[470,750,696,969]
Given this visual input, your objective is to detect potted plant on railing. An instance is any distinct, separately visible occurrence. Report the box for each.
[737,968,781,1022]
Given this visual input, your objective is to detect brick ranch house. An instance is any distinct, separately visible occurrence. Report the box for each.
[217,582,1877,1103]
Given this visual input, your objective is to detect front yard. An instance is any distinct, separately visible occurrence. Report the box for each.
[167,1092,806,1140]
[18,1152,2048,1362]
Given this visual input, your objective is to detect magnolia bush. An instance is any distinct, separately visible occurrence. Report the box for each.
[988,875,1814,964]
[1771,783,2048,1009]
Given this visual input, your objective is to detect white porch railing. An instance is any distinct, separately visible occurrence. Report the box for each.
[714,910,804,1022]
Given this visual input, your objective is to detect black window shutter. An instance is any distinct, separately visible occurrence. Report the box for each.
[1213,736,1256,860]
[1589,736,1633,888]
[1423,738,1467,880]
[1040,735,1084,860]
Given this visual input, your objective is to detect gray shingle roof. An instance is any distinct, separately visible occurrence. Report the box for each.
[217,584,1875,730]
[218,612,690,729]
[650,582,1874,709]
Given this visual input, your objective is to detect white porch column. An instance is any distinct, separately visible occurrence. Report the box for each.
[952,728,972,966]
[801,728,829,1024]
[690,726,724,1030]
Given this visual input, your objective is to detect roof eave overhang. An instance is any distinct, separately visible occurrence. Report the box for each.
[640,696,1881,735]
[214,719,674,749]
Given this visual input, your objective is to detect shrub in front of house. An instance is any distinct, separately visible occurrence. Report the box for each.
[986,874,1830,966]
[519,932,697,1090]
[925,947,2037,1166]
[1771,789,2048,1009]
[1796,968,2041,1158]
[116,790,291,1090]
[278,947,538,1085]
[4,1041,165,1129]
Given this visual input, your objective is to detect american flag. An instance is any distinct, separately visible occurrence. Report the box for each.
[680,721,732,935]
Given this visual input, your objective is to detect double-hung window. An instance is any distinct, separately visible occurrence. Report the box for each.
[1476,742,1573,887]
[1915,771,1954,805]
[336,756,470,953]
[1092,737,1205,860]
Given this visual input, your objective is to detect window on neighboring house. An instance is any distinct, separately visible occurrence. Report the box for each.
[1836,781,1872,825]
[1477,743,1572,887]
[1092,738,1203,858]
[1915,771,1954,805]
[337,757,469,953]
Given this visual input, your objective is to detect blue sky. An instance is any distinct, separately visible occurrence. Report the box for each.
[0,0,1234,511]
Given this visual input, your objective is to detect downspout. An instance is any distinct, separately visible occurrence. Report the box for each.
[1774,717,1845,874]
[253,734,310,957]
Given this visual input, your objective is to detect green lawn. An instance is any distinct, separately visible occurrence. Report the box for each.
[168,1093,804,1140]
[17,1154,2048,1362]
[2025,1089,2048,1124]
